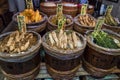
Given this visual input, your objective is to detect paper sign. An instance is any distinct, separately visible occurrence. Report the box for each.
[95,18,105,31]
[17,15,26,33]
[57,4,63,20]
[105,5,113,15]
[81,4,88,15]
[58,17,66,29]
[26,0,34,9]
[58,19,62,29]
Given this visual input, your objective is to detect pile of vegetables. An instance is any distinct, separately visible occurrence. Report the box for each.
[50,15,71,25]
[20,9,42,23]
[78,14,96,27]
[50,4,71,25]
[104,5,119,26]
[92,18,120,49]
[47,29,82,50]
[0,31,37,53]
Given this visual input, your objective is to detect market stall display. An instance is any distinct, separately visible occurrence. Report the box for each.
[1,1,120,79]
[1,21,120,80]
[83,18,120,78]
[13,9,47,33]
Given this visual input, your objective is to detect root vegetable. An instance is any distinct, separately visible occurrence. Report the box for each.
[78,14,96,27]
[48,29,82,50]
[0,31,37,53]
[49,33,55,46]
[72,32,78,47]
[51,31,58,45]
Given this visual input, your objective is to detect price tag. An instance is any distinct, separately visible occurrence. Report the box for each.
[26,0,34,9]
[105,5,113,14]
[57,4,63,20]
[58,19,62,29]
[17,15,26,33]
[58,17,66,30]
[81,4,88,15]
[95,18,105,31]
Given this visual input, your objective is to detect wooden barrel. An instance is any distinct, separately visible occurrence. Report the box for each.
[87,5,94,15]
[42,30,86,79]
[74,14,96,35]
[78,5,94,15]
[117,56,120,69]
[12,12,47,34]
[47,15,73,31]
[0,31,41,80]
[40,2,57,17]
[83,29,120,78]
[103,24,120,34]
[62,2,78,17]
[99,17,120,34]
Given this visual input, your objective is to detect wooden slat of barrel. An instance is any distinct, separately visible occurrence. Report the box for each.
[36,63,89,79]
[2,63,120,79]
[35,63,120,79]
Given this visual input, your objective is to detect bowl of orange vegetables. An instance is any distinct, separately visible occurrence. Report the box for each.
[13,9,47,33]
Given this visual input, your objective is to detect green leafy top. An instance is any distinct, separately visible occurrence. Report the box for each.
[91,18,119,49]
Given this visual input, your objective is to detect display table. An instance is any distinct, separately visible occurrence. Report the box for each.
[0,21,120,80]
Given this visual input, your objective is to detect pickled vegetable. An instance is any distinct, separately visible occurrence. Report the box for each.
[20,9,42,23]
[47,29,82,50]
[0,31,37,53]
[50,15,71,25]
[78,14,96,27]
